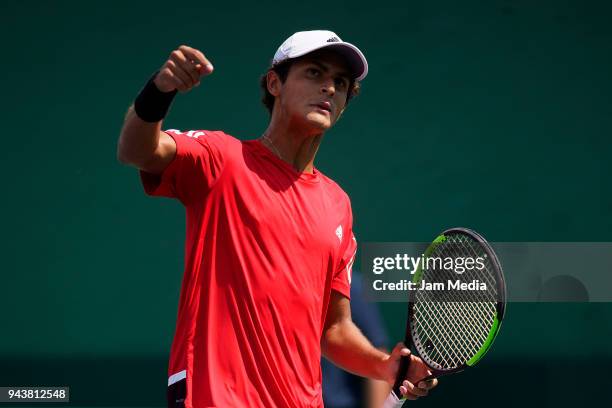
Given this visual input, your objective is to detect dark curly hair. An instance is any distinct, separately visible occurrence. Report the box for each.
[260,58,361,116]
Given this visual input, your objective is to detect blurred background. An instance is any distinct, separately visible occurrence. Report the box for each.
[1,0,611,406]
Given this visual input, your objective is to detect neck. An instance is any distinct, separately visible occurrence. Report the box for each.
[261,114,324,174]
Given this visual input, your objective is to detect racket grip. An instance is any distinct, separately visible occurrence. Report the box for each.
[384,353,411,408]
[391,355,411,396]
[382,392,405,408]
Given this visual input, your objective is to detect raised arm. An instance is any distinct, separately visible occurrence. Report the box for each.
[116,45,213,174]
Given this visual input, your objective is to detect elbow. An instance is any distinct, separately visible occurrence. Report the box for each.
[116,130,140,166]
[116,140,158,170]
[321,323,340,352]
[116,148,127,165]
[116,142,132,165]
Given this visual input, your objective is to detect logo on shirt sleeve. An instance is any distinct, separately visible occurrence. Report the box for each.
[346,236,357,285]
[166,129,205,138]
[335,225,343,241]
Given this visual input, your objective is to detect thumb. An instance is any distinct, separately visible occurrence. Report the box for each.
[390,342,411,360]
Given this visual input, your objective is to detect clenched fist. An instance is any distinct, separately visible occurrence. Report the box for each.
[154,45,214,93]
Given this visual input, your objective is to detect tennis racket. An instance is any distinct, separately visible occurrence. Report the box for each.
[382,227,506,408]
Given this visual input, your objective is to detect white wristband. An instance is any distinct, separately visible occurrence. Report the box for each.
[382,392,405,408]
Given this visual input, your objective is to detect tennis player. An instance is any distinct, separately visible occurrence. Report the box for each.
[117,30,438,408]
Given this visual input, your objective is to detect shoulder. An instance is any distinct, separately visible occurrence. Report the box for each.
[163,129,244,160]
[165,129,240,146]
[318,171,352,207]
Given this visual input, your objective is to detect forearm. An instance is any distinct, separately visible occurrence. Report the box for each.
[117,105,163,166]
[321,319,390,381]
[368,377,393,408]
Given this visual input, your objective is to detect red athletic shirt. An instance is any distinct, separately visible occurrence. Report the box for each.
[140,129,357,408]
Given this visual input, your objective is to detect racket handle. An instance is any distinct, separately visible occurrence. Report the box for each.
[384,354,411,408]
[391,355,411,396]
[382,391,405,408]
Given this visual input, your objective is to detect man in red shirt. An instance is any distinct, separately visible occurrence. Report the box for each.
[117,30,438,408]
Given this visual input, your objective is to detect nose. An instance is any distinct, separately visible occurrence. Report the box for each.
[320,78,336,96]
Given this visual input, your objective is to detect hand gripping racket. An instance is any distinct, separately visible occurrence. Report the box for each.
[383,228,506,408]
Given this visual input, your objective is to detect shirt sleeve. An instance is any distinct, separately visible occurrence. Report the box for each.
[139,129,228,206]
[331,202,357,299]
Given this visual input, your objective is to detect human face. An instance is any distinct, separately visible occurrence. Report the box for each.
[271,50,352,133]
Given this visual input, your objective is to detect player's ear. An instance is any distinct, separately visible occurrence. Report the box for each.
[267,71,282,97]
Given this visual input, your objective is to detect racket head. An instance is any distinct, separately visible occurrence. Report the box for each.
[392,227,506,398]
[408,227,506,375]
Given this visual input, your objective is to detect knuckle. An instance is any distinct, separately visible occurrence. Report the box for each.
[160,67,172,77]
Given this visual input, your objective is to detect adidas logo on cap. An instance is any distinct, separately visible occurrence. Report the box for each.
[271,30,369,81]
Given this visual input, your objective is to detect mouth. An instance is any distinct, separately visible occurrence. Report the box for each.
[312,102,332,114]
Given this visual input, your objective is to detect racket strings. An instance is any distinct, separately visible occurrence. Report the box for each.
[413,303,466,368]
[411,234,498,370]
[413,301,495,369]
[453,234,498,296]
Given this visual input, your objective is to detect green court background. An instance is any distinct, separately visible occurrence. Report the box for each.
[1,0,611,406]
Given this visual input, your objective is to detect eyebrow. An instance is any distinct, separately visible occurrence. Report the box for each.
[308,61,351,82]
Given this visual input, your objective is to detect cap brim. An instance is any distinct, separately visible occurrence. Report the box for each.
[285,42,369,81]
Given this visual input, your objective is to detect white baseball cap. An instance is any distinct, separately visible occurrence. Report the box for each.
[272,30,368,81]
